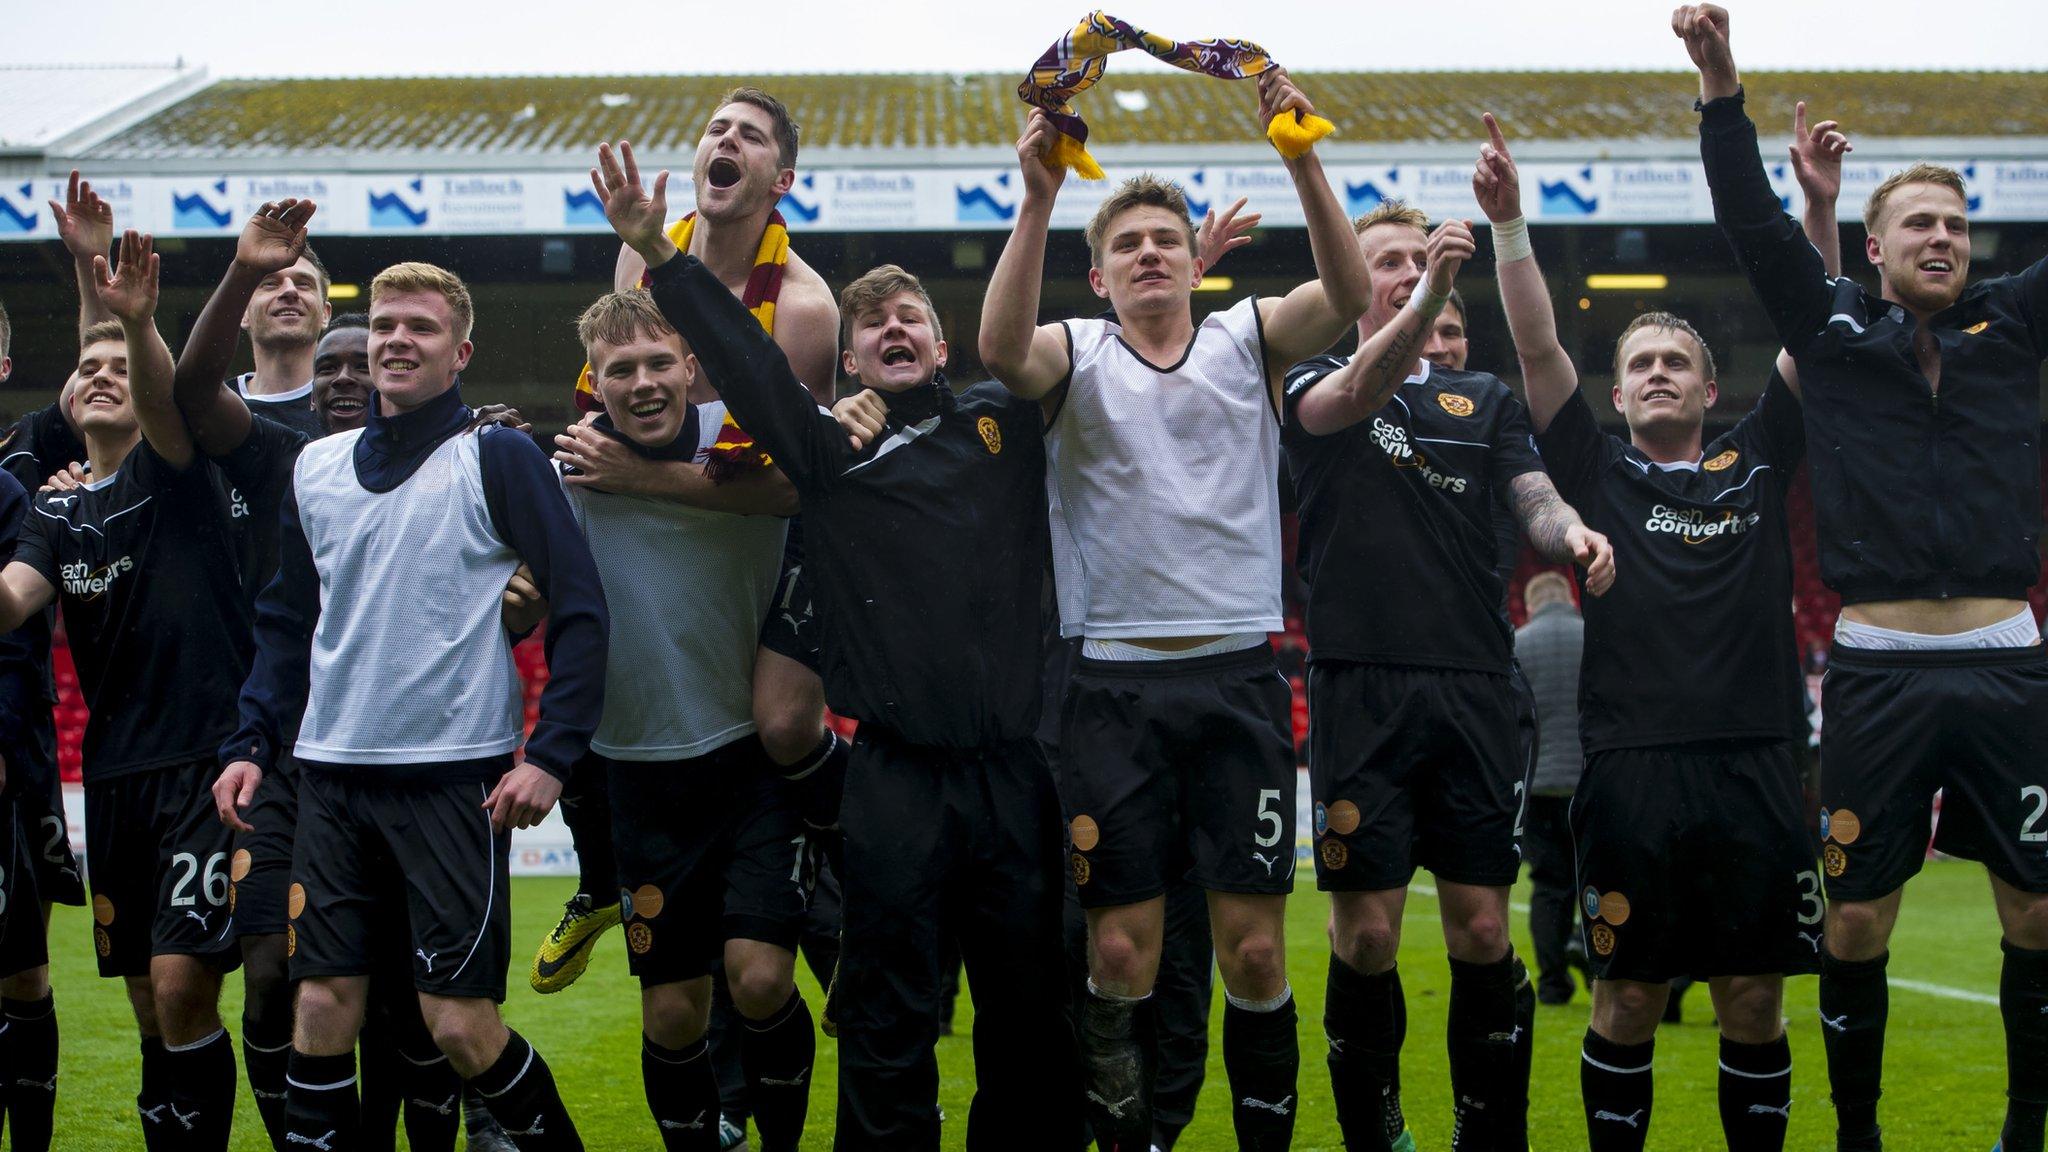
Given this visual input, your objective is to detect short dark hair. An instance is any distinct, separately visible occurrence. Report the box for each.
[1085,174,1198,266]
[324,311,369,333]
[1613,311,1717,383]
[839,264,942,345]
[719,86,800,170]
[299,243,331,295]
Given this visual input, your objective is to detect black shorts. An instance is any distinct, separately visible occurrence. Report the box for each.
[1059,645,1296,908]
[1572,741,1822,983]
[83,761,241,979]
[0,792,56,978]
[289,768,511,1000]
[1308,661,1525,890]
[17,714,83,908]
[1821,643,2048,901]
[756,520,821,674]
[604,738,812,986]
[232,756,299,938]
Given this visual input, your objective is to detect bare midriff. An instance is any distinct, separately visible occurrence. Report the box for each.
[1841,597,2031,635]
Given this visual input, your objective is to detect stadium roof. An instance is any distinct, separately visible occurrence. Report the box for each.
[76,69,2048,163]
[0,64,211,154]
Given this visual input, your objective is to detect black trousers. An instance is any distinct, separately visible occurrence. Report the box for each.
[833,730,1082,1150]
[1524,793,1578,996]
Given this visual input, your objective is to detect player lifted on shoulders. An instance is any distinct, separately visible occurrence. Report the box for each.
[982,68,1369,1151]
[1481,105,1831,1152]
[1679,8,2048,1151]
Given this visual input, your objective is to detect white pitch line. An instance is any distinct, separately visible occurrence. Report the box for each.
[1399,883,1996,1007]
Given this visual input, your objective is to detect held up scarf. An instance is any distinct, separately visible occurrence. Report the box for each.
[575,210,790,480]
[1019,11,1335,180]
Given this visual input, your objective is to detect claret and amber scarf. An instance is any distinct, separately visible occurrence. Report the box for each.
[1020,11,1335,179]
[575,210,790,481]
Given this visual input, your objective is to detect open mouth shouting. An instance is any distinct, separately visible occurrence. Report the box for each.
[880,345,917,367]
[706,157,744,190]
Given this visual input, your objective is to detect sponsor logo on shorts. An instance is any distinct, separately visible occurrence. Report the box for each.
[1598,890,1632,926]
[287,883,306,919]
[631,883,665,919]
[1644,503,1759,544]
[1591,923,1616,956]
[1825,809,1862,845]
[1326,799,1361,835]
[627,922,653,955]
[1313,802,1328,836]
[1582,886,1600,919]
[1436,393,1475,417]
[1824,843,1848,878]
[1319,839,1349,871]
[1069,814,1100,852]
[1703,449,1739,472]
[1371,417,1467,493]
[1071,852,1092,887]
[230,849,253,882]
[92,894,116,925]
[976,416,1003,455]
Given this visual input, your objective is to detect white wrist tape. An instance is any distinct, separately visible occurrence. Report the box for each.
[1492,216,1533,264]
[1408,285,1449,318]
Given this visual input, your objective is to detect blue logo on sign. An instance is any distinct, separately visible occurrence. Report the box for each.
[563,188,607,226]
[1178,170,1210,221]
[1961,163,1984,212]
[172,180,232,229]
[0,182,36,233]
[778,174,821,224]
[955,173,1018,223]
[368,179,429,229]
[1539,167,1599,217]
[1768,164,1794,212]
[1344,168,1401,215]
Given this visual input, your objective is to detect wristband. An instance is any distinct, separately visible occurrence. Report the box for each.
[1492,216,1533,264]
[1408,285,1449,319]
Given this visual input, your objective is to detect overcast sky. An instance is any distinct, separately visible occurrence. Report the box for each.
[6,0,2046,76]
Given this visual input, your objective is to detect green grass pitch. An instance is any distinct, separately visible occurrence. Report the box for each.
[42,858,2011,1150]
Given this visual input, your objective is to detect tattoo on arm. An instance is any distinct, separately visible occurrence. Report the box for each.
[1510,471,1581,562]
[1362,324,1426,408]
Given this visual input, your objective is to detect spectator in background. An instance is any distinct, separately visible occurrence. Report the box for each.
[1515,571,1585,1005]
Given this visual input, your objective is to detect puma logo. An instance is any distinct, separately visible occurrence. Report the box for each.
[1240,1094,1294,1115]
[504,1115,546,1137]
[1326,1037,1346,1054]
[285,1132,337,1150]
[170,1105,201,1131]
[1251,851,1280,876]
[416,949,435,973]
[138,1104,167,1124]
[1594,1109,1645,1128]
[1798,931,1822,951]
[781,612,804,633]
[660,1111,708,1131]
[1489,1026,1525,1045]
[1821,1012,1849,1033]
[1086,1091,1138,1119]
[410,1093,456,1116]
[14,1075,54,1092]
[184,910,212,930]
[1748,1102,1792,1117]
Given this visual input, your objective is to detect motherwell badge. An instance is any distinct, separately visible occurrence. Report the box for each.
[1824,844,1847,877]
[1703,449,1739,472]
[977,416,1003,454]
[1591,923,1616,956]
[1437,393,1475,417]
[627,923,653,955]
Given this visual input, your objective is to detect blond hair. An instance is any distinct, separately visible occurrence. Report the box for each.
[370,262,475,342]
[1352,198,1429,237]
[1084,175,1197,265]
[1613,311,1717,385]
[839,264,941,345]
[1863,163,1969,235]
[1523,571,1574,611]
[79,320,125,350]
[576,291,677,366]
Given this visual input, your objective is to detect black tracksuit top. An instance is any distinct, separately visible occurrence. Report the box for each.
[647,254,1048,748]
[1700,90,2048,606]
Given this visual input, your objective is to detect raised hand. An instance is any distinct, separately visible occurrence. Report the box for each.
[1424,219,1478,298]
[1672,5,1738,99]
[1017,110,1067,203]
[1197,197,1262,272]
[831,388,889,451]
[1472,113,1524,223]
[591,140,671,260]
[235,199,317,275]
[1788,100,1852,206]
[1256,66,1314,128]
[92,230,159,324]
[49,170,113,262]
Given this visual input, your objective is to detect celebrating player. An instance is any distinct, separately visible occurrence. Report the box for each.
[1479,106,1828,1151]
[216,261,609,1151]
[1679,7,2048,1151]
[981,67,1369,1151]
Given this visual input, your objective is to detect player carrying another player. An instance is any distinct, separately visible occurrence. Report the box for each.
[1678,7,2048,1151]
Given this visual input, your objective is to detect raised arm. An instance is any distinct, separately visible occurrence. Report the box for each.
[49,172,113,334]
[1253,70,1372,392]
[170,201,320,457]
[93,231,192,470]
[978,111,1076,400]
[1677,4,1834,356]
[1473,113,1578,432]
[1290,220,1476,436]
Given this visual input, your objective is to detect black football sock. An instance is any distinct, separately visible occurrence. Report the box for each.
[1222,986,1299,1152]
[1581,1028,1653,1152]
[2001,940,2048,1152]
[2,995,58,1152]
[398,1041,462,1152]
[642,1034,720,1151]
[470,1029,581,1151]
[285,1050,360,1152]
[1718,1033,1793,1152]
[1079,982,1155,1152]
[355,1011,400,1152]
[1446,953,1518,1151]
[137,1036,173,1150]
[163,1027,236,1151]
[740,990,814,1152]
[1819,949,1888,1152]
[245,1019,295,1150]
[1324,955,1405,1152]
[1508,956,1536,1150]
